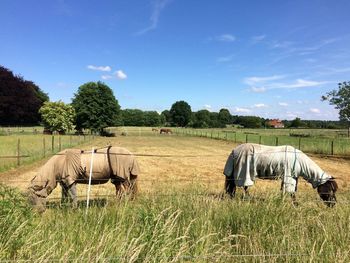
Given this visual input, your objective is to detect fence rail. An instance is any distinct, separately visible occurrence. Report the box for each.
[173,128,350,156]
[0,134,94,171]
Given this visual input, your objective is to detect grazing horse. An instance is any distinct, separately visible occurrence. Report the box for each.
[160,128,172,134]
[152,128,159,132]
[27,146,140,212]
[223,143,338,206]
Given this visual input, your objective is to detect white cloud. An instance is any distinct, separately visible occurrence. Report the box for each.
[278,79,326,89]
[100,70,127,80]
[278,102,288,106]
[310,108,320,113]
[135,0,172,35]
[245,75,327,92]
[234,107,251,113]
[249,87,267,93]
[216,34,236,42]
[87,65,111,72]
[271,41,294,49]
[101,75,113,80]
[217,54,234,63]
[204,104,212,111]
[326,67,350,74]
[115,70,127,80]
[251,35,266,43]
[244,75,285,85]
[253,103,268,108]
[304,58,317,63]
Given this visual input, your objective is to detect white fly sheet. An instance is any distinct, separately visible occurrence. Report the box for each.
[223,143,332,193]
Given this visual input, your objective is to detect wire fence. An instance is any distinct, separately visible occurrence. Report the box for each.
[173,128,350,156]
[0,134,95,171]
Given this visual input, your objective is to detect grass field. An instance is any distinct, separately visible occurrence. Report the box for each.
[1,134,350,261]
[0,134,94,172]
[172,127,350,156]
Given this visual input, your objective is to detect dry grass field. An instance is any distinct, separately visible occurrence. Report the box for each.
[2,134,350,203]
[1,134,350,261]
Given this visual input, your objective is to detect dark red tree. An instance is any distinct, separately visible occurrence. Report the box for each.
[0,66,48,125]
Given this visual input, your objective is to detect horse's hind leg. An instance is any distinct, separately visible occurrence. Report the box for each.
[129,174,138,199]
[113,182,125,199]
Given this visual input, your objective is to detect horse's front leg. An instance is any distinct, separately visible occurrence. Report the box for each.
[60,182,69,205]
[68,183,78,209]
[290,193,299,206]
[225,176,236,198]
[243,186,251,200]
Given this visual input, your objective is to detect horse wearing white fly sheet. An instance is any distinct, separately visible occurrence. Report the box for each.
[223,143,338,206]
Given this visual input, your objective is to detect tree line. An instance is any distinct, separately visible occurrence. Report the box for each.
[1,65,349,133]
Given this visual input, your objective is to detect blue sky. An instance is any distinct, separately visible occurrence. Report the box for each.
[1,0,350,120]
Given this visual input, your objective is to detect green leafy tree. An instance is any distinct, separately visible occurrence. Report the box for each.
[39,101,75,133]
[218,108,232,126]
[122,109,145,126]
[290,117,304,128]
[161,110,171,126]
[72,82,121,133]
[209,112,221,128]
[322,81,350,126]
[236,116,264,128]
[144,111,161,126]
[193,110,211,128]
[170,100,192,127]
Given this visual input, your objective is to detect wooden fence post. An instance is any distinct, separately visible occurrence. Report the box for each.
[275,137,279,146]
[331,140,334,155]
[17,138,20,166]
[235,133,237,143]
[298,137,301,150]
[51,135,55,153]
[246,134,248,143]
[259,136,262,145]
[59,136,62,151]
[43,137,46,157]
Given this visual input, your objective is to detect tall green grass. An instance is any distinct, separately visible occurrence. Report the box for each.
[1,183,349,262]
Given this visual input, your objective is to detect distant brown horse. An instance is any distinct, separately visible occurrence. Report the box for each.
[160,128,172,134]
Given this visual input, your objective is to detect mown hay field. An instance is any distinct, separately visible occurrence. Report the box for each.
[1,134,350,262]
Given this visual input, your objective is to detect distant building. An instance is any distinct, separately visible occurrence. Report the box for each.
[267,119,285,128]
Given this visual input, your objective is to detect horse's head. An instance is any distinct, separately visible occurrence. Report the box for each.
[26,188,47,213]
[317,178,338,207]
